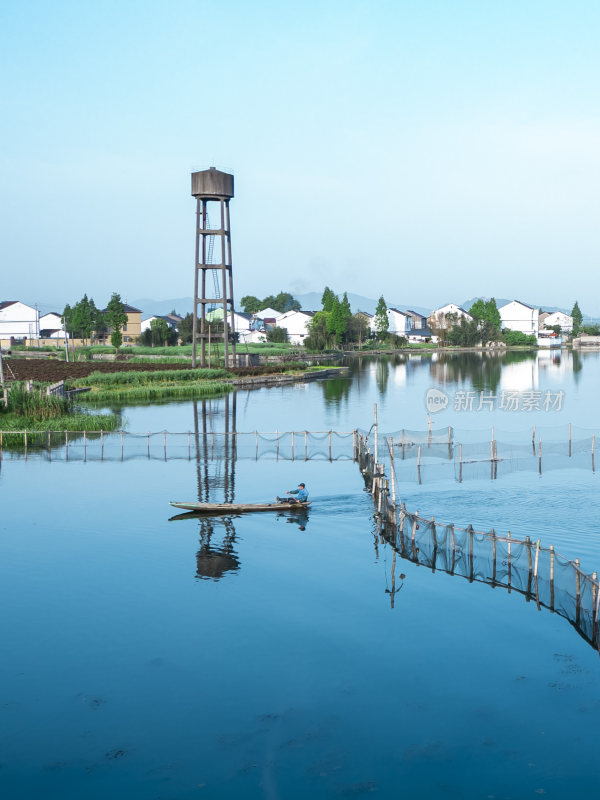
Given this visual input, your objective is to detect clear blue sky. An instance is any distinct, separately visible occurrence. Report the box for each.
[1,0,599,314]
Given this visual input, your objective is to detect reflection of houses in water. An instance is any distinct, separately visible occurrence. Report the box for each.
[499,355,538,393]
[536,349,568,376]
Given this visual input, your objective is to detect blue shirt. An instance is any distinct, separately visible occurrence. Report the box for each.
[290,487,309,502]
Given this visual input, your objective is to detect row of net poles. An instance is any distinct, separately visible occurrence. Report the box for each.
[191,168,236,369]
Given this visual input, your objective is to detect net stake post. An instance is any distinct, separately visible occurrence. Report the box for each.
[549,545,555,612]
[575,558,581,626]
[373,403,378,464]
[525,536,533,599]
[468,525,474,583]
[507,531,512,593]
[491,528,497,588]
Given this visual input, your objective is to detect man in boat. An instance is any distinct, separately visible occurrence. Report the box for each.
[276,482,309,504]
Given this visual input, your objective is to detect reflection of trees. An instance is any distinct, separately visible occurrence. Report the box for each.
[572,350,582,385]
[430,351,535,393]
[320,377,352,407]
[375,358,390,395]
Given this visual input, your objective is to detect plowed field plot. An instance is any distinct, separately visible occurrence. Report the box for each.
[4,360,199,382]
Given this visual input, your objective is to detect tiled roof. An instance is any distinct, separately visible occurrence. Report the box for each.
[0,301,17,310]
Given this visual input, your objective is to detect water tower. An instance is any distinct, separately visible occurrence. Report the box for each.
[191,167,236,367]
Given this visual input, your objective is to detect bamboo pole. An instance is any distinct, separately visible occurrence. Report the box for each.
[398,503,406,550]
[526,536,533,599]
[533,539,540,578]
[388,437,397,508]
[507,531,511,592]
[373,403,379,465]
[575,558,581,625]
[491,528,497,587]
[468,525,474,582]
[417,445,422,485]
[450,524,456,575]
[549,545,555,612]
[538,437,542,474]
[411,512,418,543]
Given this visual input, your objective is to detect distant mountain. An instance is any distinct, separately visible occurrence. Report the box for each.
[130,297,194,317]
[131,293,432,318]
[294,292,431,317]
[462,297,574,315]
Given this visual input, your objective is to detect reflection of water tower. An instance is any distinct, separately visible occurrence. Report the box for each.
[191,167,236,368]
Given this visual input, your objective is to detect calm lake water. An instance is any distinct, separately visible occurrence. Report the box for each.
[2,350,600,799]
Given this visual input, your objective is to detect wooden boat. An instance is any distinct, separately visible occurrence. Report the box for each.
[169,500,311,514]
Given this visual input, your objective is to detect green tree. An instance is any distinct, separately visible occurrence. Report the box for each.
[469,298,501,341]
[273,291,301,313]
[347,314,371,348]
[321,286,336,313]
[571,301,583,336]
[150,317,170,346]
[374,296,389,339]
[266,326,288,343]
[447,318,482,346]
[105,293,128,350]
[241,295,262,314]
[304,311,333,352]
[328,296,348,345]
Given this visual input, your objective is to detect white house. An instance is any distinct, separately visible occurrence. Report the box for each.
[499,300,539,336]
[141,315,180,333]
[206,308,253,333]
[428,303,472,329]
[275,309,315,345]
[539,311,573,333]
[386,308,411,335]
[39,312,65,337]
[258,307,281,320]
[0,301,39,340]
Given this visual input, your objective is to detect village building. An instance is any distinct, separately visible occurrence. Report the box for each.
[274,309,315,345]
[405,310,428,330]
[539,311,573,333]
[0,301,39,341]
[39,312,65,338]
[96,304,142,345]
[427,303,472,330]
[141,315,180,334]
[498,300,539,336]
